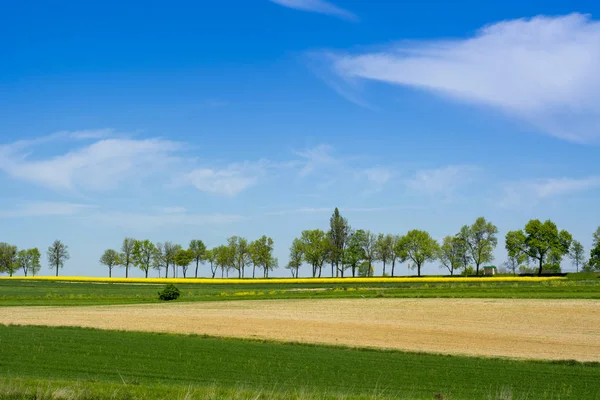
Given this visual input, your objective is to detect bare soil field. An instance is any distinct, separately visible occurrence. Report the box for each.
[1,298,598,361]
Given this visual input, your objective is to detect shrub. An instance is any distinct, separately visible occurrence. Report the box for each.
[158,284,181,301]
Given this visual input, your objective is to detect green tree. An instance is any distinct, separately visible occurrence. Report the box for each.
[438,236,467,276]
[375,233,394,276]
[395,230,439,277]
[355,229,376,277]
[152,243,166,278]
[458,217,498,275]
[344,231,365,277]
[588,227,600,271]
[593,226,600,248]
[287,238,304,278]
[47,240,69,277]
[569,241,585,273]
[174,249,195,278]
[253,235,276,278]
[390,235,401,277]
[120,238,135,278]
[189,240,207,278]
[0,243,18,277]
[18,248,41,277]
[163,242,181,278]
[328,208,350,277]
[100,249,120,278]
[227,236,250,278]
[132,240,156,278]
[205,249,217,278]
[505,219,572,276]
[214,245,234,278]
[300,229,328,278]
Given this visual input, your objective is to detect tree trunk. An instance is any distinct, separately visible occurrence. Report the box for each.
[391,259,395,277]
[165,265,169,279]
[253,264,256,279]
[126,264,129,278]
[538,258,543,276]
[24,269,28,277]
[195,261,199,278]
[417,263,421,277]
[352,266,356,277]
[145,269,149,278]
[183,268,187,278]
[475,262,480,276]
[318,266,322,278]
[56,263,59,277]
[383,261,386,276]
[331,262,334,278]
[450,267,453,276]
[109,268,112,278]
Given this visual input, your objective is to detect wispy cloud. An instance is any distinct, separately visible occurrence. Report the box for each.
[0,201,94,218]
[269,0,357,21]
[360,167,393,187]
[294,144,338,177]
[89,211,245,230]
[405,165,478,195]
[0,135,181,191]
[499,176,600,207]
[323,13,600,143]
[181,160,271,197]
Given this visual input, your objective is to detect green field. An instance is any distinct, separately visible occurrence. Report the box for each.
[0,324,599,400]
[1,275,600,306]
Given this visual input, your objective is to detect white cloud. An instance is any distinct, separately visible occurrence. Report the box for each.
[269,0,357,21]
[0,135,182,191]
[0,201,94,218]
[325,13,600,143]
[405,165,477,195]
[361,167,392,186]
[294,144,337,177]
[499,176,600,207]
[182,161,269,196]
[90,211,245,230]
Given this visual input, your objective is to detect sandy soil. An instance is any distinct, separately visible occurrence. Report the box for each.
[1,298,599,361]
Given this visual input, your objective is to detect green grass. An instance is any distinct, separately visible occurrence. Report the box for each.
[1,278,600,306]
[0,325,598,399]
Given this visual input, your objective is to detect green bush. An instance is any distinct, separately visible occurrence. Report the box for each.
[158,284,180,301]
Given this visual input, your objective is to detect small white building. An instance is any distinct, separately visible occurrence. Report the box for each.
[483,265,497,276]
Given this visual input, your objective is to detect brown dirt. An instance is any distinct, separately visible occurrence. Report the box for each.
[1,298,599,361]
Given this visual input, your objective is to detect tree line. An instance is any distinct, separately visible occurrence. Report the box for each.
[1,209,599,278]
[284,209,600,278]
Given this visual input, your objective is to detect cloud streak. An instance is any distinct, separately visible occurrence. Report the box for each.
[0,201,94,218]
[269,0,357,21]
[405,165,478,195]
[499,176,600,207]
[324,13,600,143]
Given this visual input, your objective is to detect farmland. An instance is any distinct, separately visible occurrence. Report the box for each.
[1,276,600,399]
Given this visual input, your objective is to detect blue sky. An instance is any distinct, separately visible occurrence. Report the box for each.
[1,0,599,277]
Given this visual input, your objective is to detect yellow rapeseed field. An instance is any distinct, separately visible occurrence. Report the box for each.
[0,275,564,284]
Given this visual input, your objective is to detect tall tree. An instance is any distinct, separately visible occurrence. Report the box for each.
[593,226,600,248]
[227,236,250,279]
[458,217,498,275]
[132,240,155,278]
[120,238,135,278]
[17,248,41,277]
[0,243,18,277]
[189,239,207,278]
[374,233,394,276]
[504,241,528,276]
[163,242,181,278]
[390,235,401,277]
[438,236,468,276]
[47,240,69,277]
[252,235,275,278]
[287,238,304,278]
[174,249,194,278]
[205,249,217,278]
[248,240,261,279]
[214,245,234,278]
[100,249,120,278]
[506,219,572,276]
[328,208,350,277]
[569,241,585,273]
[344,231,365,278]
[152,243,166,278]
[299,229,328,278]
[356,229,377,277]
[395,230,439,277]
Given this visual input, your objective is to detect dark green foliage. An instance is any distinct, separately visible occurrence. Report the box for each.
[0,325,599,399]
[158,284,181,301]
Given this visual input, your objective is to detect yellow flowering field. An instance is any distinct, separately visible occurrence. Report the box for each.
[0,275,564,285]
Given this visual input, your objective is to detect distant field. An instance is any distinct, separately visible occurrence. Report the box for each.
[1,276,600,306]
[1,325,599,399]
[2,298,599,361]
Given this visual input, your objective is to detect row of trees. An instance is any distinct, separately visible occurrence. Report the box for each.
[99,235,277,279]
[2,209,599,278]
[0,240,69,277]
[285,209,600,277]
